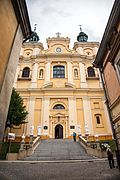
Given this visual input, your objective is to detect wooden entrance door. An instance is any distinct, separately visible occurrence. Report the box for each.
[55,124,63,139]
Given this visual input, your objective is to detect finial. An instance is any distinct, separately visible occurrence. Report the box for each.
[34,24,37,32]
[79,25,82,32]
[56,32,61,37]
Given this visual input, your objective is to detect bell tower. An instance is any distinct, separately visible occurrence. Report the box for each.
[77,25,88,42]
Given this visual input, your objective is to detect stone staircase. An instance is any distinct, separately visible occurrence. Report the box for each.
[24,139,96,161]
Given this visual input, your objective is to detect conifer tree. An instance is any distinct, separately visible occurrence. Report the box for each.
[6,88,28,127]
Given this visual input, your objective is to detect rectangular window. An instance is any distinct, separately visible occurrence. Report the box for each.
[53,66,65,78]
[96,116,100,124]
[70,126,75,129]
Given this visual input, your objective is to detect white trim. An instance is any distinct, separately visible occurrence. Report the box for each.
[115,57,120,83]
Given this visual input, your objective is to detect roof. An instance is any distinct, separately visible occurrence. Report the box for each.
[12,0,32,38]
[93,0,120,67]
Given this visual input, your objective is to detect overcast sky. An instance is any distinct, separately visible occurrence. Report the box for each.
[26,0,115,48]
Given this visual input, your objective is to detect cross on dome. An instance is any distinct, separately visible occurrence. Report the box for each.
[79,25,82,32]
[34,24,37,32]
[56,32,61,37]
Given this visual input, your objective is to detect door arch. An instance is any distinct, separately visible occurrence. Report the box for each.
[55,124,63,139]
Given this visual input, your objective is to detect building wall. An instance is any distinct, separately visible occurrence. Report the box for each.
[0,0,31,142]
[0,0,18,90]
[104,50,120,149]
[93,0,120,152]
[104,61,120,104]
[13,37,112,141]
[0,1,24,142]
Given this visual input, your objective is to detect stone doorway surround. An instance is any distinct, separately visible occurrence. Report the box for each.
[49,113,68,138]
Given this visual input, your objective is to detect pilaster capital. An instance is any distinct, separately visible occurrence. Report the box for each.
[29,97,36,101]
[32,61,39,66]
[45,59,51,64]
[68,96,76,101]
[43,96,50,100]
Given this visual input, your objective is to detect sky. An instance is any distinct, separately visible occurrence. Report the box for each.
[26,0,115,48]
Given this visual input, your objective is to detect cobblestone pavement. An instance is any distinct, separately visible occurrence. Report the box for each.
[0,139,120,179]
[0,160,120,180]
[24,139,96,161]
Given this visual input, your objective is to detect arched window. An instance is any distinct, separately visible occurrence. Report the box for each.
[53,65,65,78]
[53,104,65,109]
[22,67,30,77]
[74,68,78,78]
[39,69,44,79]
[95,114,101,124]
[87,67,95,77]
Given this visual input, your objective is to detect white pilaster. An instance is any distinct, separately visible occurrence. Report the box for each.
[33,48,40,56]
[20,48,24,56]
[98,70,103,88]
[79,62,87,88]
[65,117,68,138]
[76,47,83,55]
[102,100,112,134]
[42,97,50,135]
[69,97,77,132]
[94,47,98,54]
[30,62,38,88]
[83,97,93,135]
[26,97,35,135]
[67,61,73,83]
[45,61,50,83]
[13,64,20,87]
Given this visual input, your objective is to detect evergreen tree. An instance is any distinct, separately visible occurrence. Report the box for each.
[6,88,28,127]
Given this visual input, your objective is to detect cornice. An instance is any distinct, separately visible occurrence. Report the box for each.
[22,42,44,49]
[73,42,99,49]
[12,0,32,38]
[16,87,104,93]
[94,0,120,66]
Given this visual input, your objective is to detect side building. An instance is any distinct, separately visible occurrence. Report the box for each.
[94,0,120,152]
[12,30,112,141]
[0,0,32,143]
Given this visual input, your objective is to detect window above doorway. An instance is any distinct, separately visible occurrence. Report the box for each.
[53,65,65,78]
[53,104,65,109]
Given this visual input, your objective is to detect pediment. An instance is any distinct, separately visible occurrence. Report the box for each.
[65,82,75,88]
[42,82,53,88]
[45,44,72,54]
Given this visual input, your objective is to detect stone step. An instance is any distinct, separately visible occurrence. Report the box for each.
[24,139,96,161]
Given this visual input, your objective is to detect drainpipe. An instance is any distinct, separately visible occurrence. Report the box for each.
[93,63,120,169]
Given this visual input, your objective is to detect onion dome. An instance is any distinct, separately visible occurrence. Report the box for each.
[77,25,88,42]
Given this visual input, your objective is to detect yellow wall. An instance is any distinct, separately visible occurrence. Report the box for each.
[12,36,112,141]
[0,0,18,89]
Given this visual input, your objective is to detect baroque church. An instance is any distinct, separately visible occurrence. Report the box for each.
[12,28,112,141]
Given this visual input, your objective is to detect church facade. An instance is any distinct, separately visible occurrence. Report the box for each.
[12,31,112,141]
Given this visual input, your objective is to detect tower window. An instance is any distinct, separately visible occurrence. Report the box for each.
[53,104,65,109]
[87,67,95,77]
[96,116,100,124]
[22,67,30,77]
[53,65,65,78]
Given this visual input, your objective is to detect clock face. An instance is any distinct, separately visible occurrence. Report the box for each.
[56,47,61,53]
